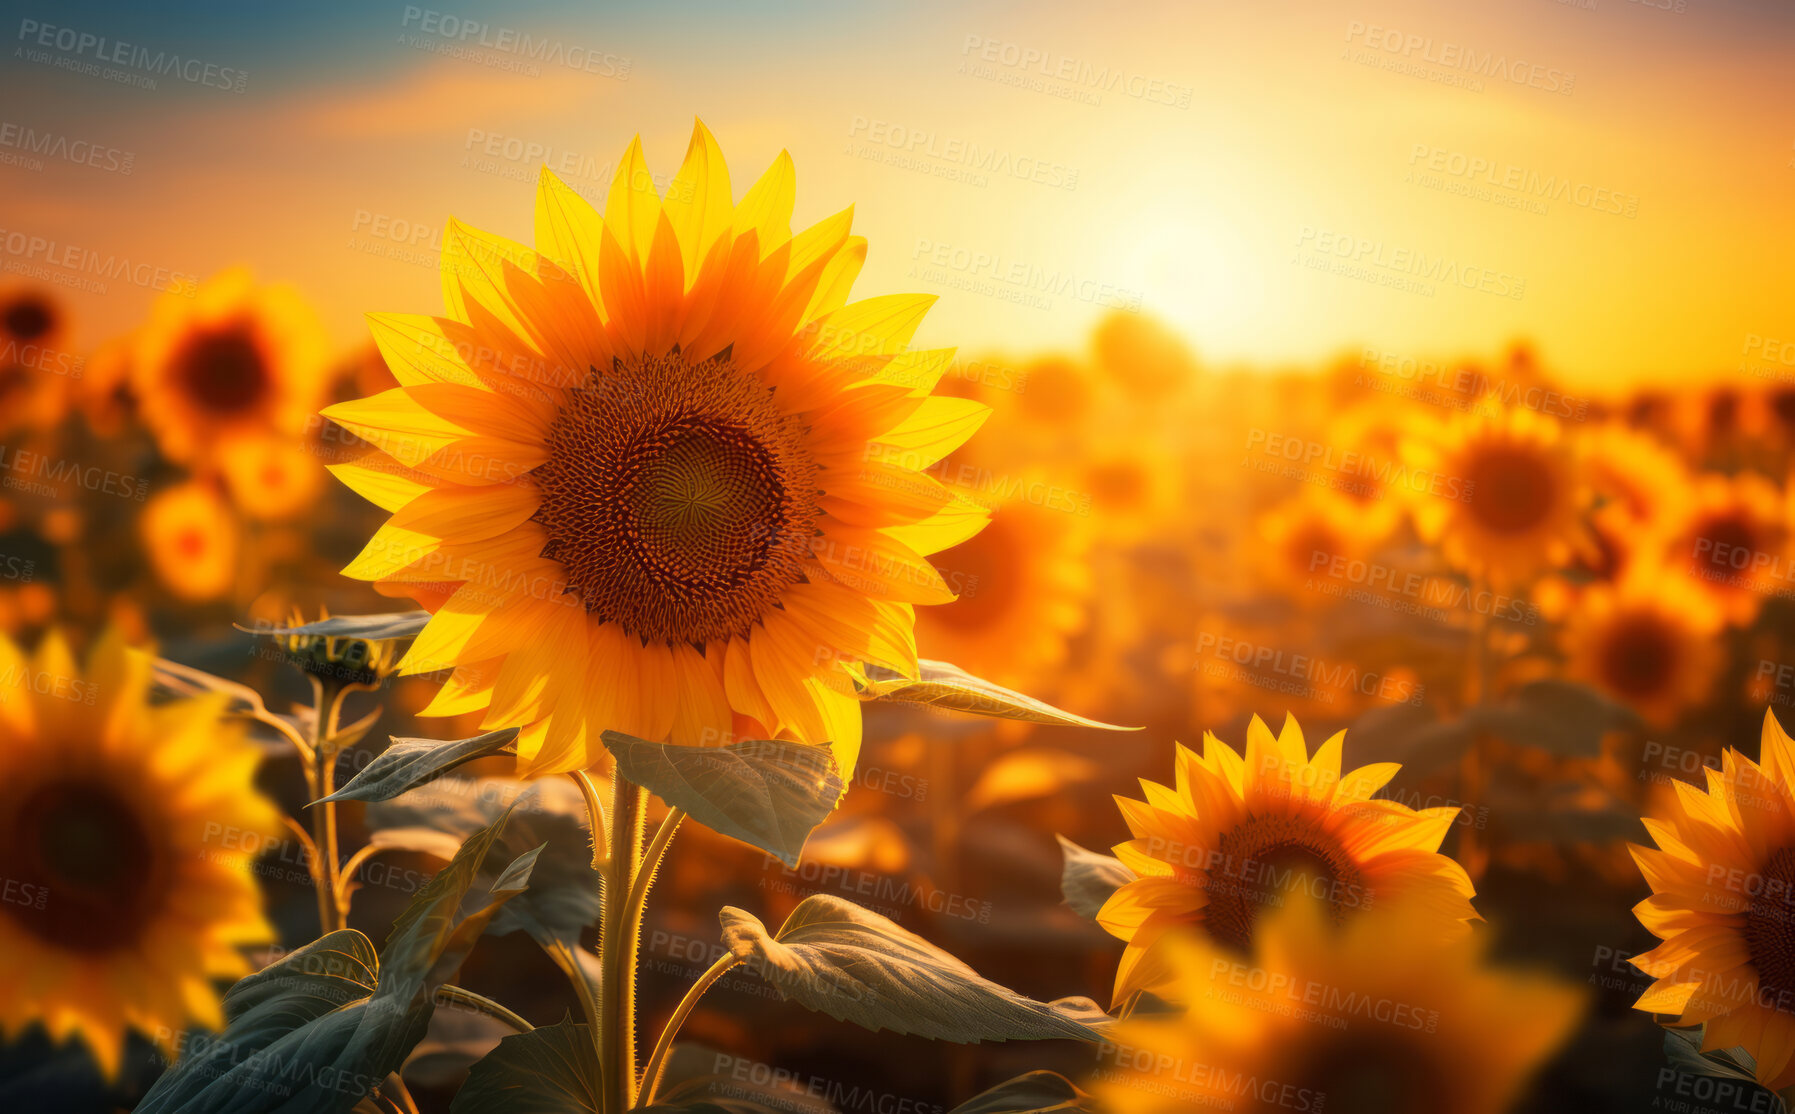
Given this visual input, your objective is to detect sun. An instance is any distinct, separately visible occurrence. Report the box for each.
[1096,714,1477,1005]
[324,120,991,778]
[0,628,279,1077]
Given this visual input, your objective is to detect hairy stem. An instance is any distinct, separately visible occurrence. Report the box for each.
[599,777,645,1114]
[640,953,742,1106]
[308,677,347,934]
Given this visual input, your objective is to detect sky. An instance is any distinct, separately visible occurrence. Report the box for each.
[3,0,1792,386]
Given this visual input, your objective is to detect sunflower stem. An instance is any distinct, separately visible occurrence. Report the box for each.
[308,676,349,934]
[599,775,646,1114]
[640,953,742,1106]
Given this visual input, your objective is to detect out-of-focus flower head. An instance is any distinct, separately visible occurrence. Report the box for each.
[1402,405,1587,586]
[1560,560,1723,727]
[141,480,239,603]
[131,267,330,466]
[1093,894,1583,1114]
[0,627,279,1077]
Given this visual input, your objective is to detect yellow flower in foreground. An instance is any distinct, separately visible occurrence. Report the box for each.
[1630,710,1795,1091]
[0,629,278,1076]
[142,481,239,603]
[1098,715,1477,1005]
[133,267,329,465]
[1093,897,1583,1114]
[323,120,990,777]
[1560,563,1722,727]
[1403,406,1585,585]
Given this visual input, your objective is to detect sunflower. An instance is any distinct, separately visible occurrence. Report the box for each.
[1560,563,1722,727]
[1628,710,1795,1091]
[1097,715,1477,1005]
[219,434,327,521]
[1253,493,1369,603]
[141,481,239,603]
[0,284,75,434]
[0,628,278,1076]
[1092,896,1583,1114]
[911,470,1092,694]
[1662,471,1789,626]
[1585,423,1690,531]
[323,121,990,777]
[132,267,330,465]
[1402,406,1586,585]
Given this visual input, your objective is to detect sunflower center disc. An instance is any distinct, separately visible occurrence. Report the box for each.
[1204,818,1365,952]
[1464,444,1557,534]
[3,296,53,341]
[176,325,270,416]
[1745,846,1795,1008]
[533,353,818,645]
[1597,614,1678,696]
[3,779,161,952]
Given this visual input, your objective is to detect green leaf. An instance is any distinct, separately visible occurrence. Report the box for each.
[950,1071,1097,1114]
[138,808,525,1114]
[450,1018,600,1114]
[367,778,601,949]
[601,732,841,867]
[718,894,1112,1043]
[642,1044,834,1114]
[1054,835,1134,920]
[855,660,1136,731]
[251,611,433,641]
[1466,679,1636,757]
[321,729,520,804]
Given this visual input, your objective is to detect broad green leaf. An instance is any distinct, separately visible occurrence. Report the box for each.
[949,1071,1097,1114]
[855,660,1135,731]
[642,1044,834,1114]
[450,1018,600,1114]
[1054,835,1134,920]
[321,729,520,804]
[138,809,524,1114]
[601,732,841,867]
[367,778,600,948]
[252,611,433,641]
[718,895,1111,1043]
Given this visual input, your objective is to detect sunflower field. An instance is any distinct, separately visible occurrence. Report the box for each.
[4,3,1794,1112]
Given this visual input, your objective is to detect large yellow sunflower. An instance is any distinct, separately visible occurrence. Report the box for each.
[0,628,278,1076]
[1092,896,1583,1114]
[133,267,330,465]
[323,121,990,777]
[1627,710,1795,1091]
[1403,406,1586,585]
[1097,715,1477,1005]
[1560,562,1722,727]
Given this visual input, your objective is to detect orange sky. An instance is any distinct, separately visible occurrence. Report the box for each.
[4,0,1792,386]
